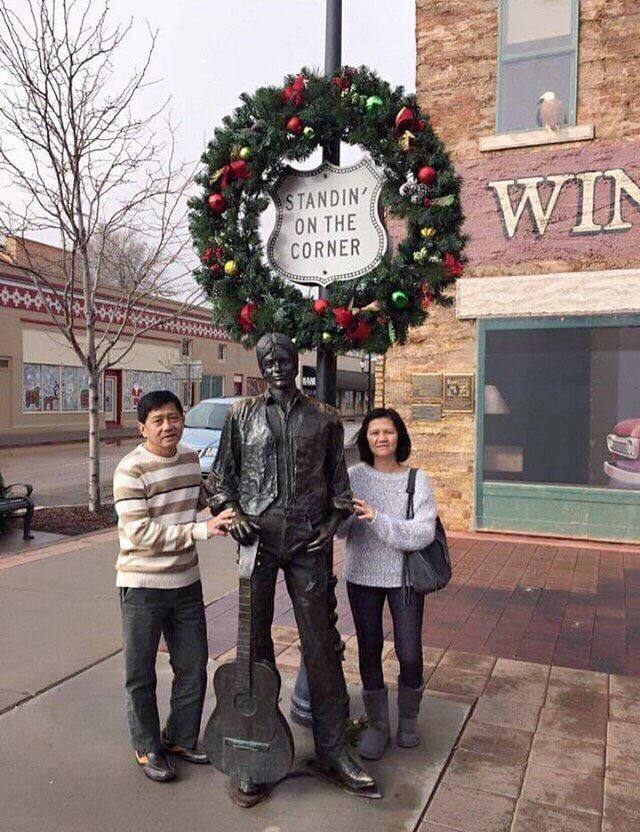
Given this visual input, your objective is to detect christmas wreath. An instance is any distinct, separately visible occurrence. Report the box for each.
[189,66,466,354]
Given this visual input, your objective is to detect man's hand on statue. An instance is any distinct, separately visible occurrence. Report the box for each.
[206,507,236,538]
[353,498,376,522]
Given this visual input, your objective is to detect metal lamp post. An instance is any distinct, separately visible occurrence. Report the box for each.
[290,0,346,728]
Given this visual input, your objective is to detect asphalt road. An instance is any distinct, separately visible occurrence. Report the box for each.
[0,439,139,506]
[0,438,360,507]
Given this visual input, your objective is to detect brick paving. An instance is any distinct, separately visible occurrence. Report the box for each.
[199,532,640,832]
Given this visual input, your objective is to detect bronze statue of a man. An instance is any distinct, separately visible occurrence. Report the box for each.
[208,333,377,804]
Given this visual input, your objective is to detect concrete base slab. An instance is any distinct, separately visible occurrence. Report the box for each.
[0,653,469,832]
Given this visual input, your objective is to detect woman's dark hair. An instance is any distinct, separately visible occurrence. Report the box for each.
[137,390,184,423]
[356,407,411,465]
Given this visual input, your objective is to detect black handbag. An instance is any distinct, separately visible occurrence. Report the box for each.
[401,468,452,598]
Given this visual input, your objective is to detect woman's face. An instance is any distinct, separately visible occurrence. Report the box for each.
[366,417,399,461]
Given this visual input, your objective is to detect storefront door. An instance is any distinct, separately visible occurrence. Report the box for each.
[475,315,640,542]
[104,370,121,427]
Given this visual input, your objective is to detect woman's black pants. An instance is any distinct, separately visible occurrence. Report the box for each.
[346,582,425,691]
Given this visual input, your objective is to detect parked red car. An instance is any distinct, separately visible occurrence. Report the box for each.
[604,418,640,486]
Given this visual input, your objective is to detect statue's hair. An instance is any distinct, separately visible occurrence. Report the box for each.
[256,332,298,367]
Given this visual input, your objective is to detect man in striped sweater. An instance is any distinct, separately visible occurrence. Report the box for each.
[114,390,234,783]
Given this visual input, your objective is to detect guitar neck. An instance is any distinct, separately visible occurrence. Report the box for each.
[236,577,252,690]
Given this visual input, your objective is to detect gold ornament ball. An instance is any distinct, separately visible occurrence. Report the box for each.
[420,226,436,238]
[321,331,333,344]
[239,146,252,161]
[224,259,239,277]
[303,126,315,139]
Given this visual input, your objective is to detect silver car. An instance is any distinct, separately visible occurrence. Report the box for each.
[181,396,240,476]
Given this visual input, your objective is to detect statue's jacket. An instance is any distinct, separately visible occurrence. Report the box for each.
[208,391,353,526]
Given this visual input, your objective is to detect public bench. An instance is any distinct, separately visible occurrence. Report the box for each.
[0,473,35,540]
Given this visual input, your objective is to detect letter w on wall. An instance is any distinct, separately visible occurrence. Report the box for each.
[488,175,575,239]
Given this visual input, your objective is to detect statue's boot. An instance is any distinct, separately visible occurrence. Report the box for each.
[229,778,269,808]
[315,751,381,798]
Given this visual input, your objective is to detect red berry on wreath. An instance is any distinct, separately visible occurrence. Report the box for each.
[282,74,305,107]
[423,197,433,207]
[313,299,331,315]
[416,119,426,132]
[237,302,257,332]
[286,116,304,135]
[417,166,436,185]
[203,247,214,263]
[333,307,355,329]
[208,193,227,213]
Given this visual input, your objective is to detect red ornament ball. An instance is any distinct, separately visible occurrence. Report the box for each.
[313,299,331,315]
[333,307,355,329]
[286,116,304,135]
[417,166,436,185]
[207,193,227,214]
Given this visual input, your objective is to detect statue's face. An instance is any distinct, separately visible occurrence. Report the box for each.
[260,344,297,391]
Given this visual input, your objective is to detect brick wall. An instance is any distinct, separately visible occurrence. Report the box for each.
[384,1,640,530]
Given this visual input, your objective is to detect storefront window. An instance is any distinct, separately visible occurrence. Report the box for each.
[122,370,180,411]
[483,325,640,490]
[201,374,224,399]
[24,363,91,412]
[23,363,42,411]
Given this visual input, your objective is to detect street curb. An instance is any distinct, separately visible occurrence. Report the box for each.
[0,527,118,570]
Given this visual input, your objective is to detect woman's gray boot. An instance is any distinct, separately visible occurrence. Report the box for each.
[397,679,425,748]
[358,687,390,760]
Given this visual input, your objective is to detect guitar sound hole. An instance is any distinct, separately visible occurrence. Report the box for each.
[234,692,258,717]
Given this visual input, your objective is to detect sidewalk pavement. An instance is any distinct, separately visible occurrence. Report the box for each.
[1,528,639,831]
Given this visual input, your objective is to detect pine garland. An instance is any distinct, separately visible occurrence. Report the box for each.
[189,66,467,354]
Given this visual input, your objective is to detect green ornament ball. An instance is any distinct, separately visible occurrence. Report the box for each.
[303,126,315,139]
[365,95,384,112]
[239,146,252,161]
[322,331,333,344]
[391,290,409,309]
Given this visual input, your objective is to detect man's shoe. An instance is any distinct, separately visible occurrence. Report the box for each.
[135,750,175,783]
[161,732,210,764]
[316,751,380,797]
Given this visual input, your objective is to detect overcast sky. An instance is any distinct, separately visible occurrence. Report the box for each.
[108,0,416,167]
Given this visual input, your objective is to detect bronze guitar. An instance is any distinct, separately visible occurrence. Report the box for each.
[204,541,294,785]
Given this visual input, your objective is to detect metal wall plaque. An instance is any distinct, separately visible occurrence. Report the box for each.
[412,404,442,422]
[443,373,475,412]
[411,372,443,401]
[267,156,388,287]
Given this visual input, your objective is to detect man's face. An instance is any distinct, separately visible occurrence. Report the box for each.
[139,402,184,452]
[260,345,298,391]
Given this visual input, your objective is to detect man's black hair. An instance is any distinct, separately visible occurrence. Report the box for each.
[356,407,412,465]
[137,390,184,423]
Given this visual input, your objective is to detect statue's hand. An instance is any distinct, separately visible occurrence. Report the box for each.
[307,514,340,553]
[230,511,259,546]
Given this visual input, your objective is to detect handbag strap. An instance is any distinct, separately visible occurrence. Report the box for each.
[405,468,417,520]
[402,468,418,603]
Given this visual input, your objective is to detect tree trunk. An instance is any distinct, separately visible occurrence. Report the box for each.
[87,363,101,512]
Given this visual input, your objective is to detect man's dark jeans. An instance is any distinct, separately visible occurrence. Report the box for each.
[120,580,208,754]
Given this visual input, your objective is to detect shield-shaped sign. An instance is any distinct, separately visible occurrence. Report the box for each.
[266,156,388,287]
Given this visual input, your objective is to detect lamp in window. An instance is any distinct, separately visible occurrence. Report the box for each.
[484,384,510,415]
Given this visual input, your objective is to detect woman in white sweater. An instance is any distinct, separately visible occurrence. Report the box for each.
[340,408,436,761]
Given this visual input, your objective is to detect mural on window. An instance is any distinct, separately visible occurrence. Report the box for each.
[23,363,42,411]
[123,370,179,411]
[24,364,102,412]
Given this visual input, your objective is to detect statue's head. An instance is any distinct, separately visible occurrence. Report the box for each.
[256,332,299,392]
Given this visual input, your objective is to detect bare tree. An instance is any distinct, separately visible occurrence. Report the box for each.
[0,0,202,510]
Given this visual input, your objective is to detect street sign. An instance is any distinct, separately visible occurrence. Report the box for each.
[267,156,388,287]
[171,360,203,382]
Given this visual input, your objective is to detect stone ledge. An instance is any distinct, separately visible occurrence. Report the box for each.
[456,269,640,319]
[479,124,595,152]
